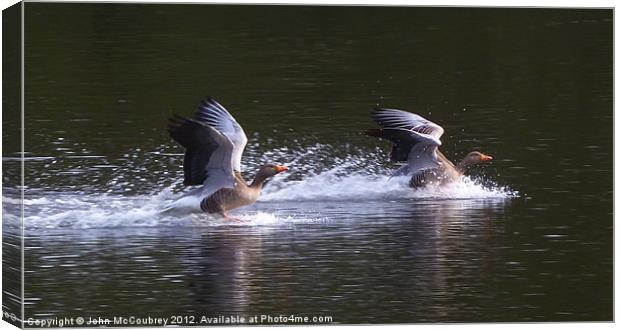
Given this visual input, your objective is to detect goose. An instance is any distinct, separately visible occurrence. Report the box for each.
[166,97,288,219]
[366,108,492,188]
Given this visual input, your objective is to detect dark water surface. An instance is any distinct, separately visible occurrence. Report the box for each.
[3,4,612,324]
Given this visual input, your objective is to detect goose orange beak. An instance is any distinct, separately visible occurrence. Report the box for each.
[481,154,493,161]
[274,165,289,173]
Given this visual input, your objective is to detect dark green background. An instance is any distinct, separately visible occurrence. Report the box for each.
[8,3,613,323]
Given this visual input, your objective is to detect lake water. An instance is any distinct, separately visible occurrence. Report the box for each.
[3,4,612,324]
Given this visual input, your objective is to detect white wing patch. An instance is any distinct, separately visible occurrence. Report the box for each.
[372,108,445,140]
[196,98,248,172]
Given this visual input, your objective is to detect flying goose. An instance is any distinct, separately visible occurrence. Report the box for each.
[167,97,288,219]
[366,108,492,188]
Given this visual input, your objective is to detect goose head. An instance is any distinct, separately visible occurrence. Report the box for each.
[458,151,493,170]
[251,164,289,188]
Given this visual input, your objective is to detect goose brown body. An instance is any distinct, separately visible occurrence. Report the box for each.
[366,108,492,188]
[407,150,490,188]
[199,169,283,214]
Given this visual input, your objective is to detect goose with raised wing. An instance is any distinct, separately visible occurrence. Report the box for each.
[366,108,492,188]
[166,97,288,219]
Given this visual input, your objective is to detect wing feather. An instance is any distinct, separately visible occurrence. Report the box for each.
[405,129,442,173]
[372,127,441,175]
[195,98,248,172]
[371,108,444,140]
[367,107,445,163]
[168,116,235,191]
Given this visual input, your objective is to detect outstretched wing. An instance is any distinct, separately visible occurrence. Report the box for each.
[371,108,444,139]
[367,108,444,163]
[366,128,416,163]
[195,98,248,172]
[368,127,441,175]
[168,115,235,190]
[404,129,442,173]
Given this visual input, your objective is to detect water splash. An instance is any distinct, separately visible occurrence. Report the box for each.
[262,168,516,202]
[258,142,517,201]
[11,141,517,230]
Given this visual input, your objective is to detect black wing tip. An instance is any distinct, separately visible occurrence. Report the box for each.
[365,128,409,140]
[167,114,186,128]
[371,107,398,121]
[199,97,229,114]
[196,97,222,120]
[370,108,386,123]
[199,97,211,106]
[168,116,207,133]
[198,96,217,107]
[206,96,224,106]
